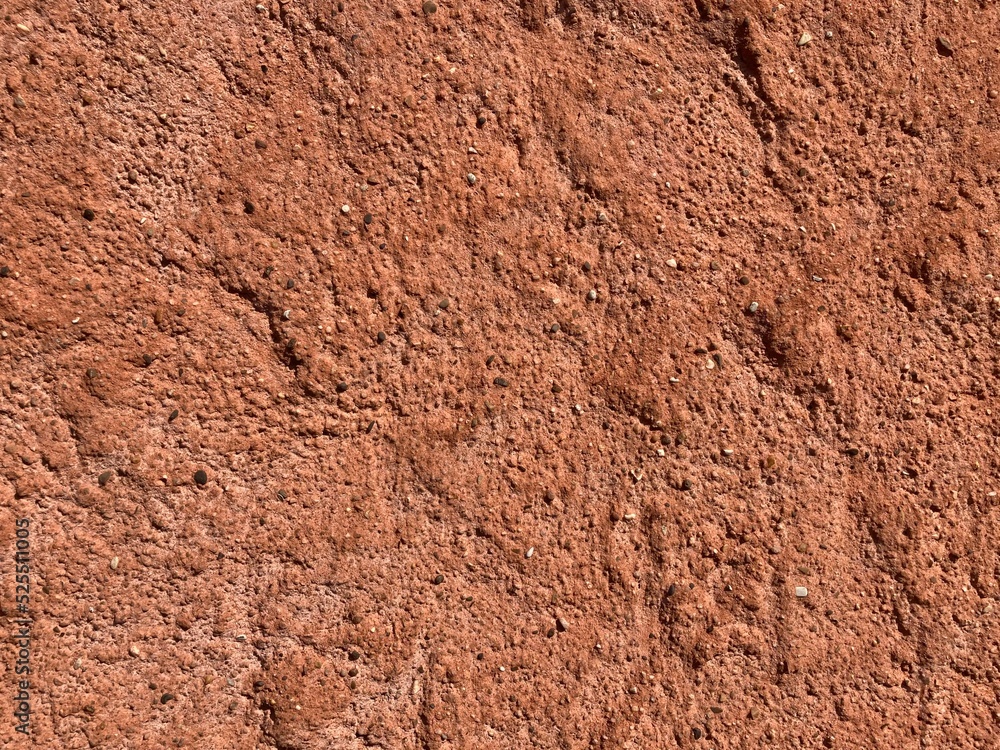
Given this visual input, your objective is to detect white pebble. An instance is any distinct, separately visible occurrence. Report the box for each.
[283,309,291,320]
[525,547,535,559]
[587,289,597,301]
[666,258,678,269]
[110,556,119,570]
[795,586,808,598]
[129,644,140,657]
[748,301,759,313]
[341,204,350,214]
[467,173,477,185]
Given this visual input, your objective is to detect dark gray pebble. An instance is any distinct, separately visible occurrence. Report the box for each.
[0,266,9,277]
[86,368,98,379]
[194,469,208,485]
[160,693,174,704]
[433,574,444,585]
[549,323,559,333]
[681,479,693,491]
[336,382,349,393]
[364,213,373,225]
[168,409,179,422]
[286,279,295,290]
[98,470,113,487]
[83,209,95,221]
[438,298,450,309]
[377,331,386,343]
[493,377,509,387]
[244,201,255,215]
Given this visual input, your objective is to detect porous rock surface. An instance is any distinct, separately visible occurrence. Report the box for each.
[1,0,1000,747]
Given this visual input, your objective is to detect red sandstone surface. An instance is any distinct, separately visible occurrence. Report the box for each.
[2,0,1000,747]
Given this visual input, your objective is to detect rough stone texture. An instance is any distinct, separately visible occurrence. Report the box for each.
[1,0,1000,747]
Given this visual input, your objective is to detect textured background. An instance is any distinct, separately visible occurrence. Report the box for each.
[1,0,1000,747]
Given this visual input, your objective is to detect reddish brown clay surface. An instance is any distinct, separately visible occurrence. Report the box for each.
[2,0,1000,747]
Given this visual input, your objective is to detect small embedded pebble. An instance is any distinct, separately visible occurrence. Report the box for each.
[160,693,174,705]
[666,258,677,269]
[129,644,139,656]
[493,377,509,388]
[681,479,693,491]
[549,323,559,333]
[341,204,350,214]
[86,368,98,379]
[748,301,759,313]
[263,265,274,278]
[525,547,535,559]
[438,298,450,309]
[194,469,208,486]
[795,586,808,598]
[739,275,750,286]
[377,331,386,343]
[476,114,487,127]
[466,173,477,185]
[936,36,954,56]
[422,0,437,13]
[825,30,833,39]
[363,213,373,225]
[433,574,445,585]
[83,208,95,221]
[336,381,349,393]
[692,727,703,740]
[587,290,597,301]
[127,169,138,183]
[597,212,608,223]
[286,279,295,290]
[798,32,813,47]
[0,266,8,278]
[110,556,119,570]
[582,261,592,272]
[168,409,179,422]
[349,650,361,661]
[244,200,255,215]
[556,617,569,632]
[98,470,113,487]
